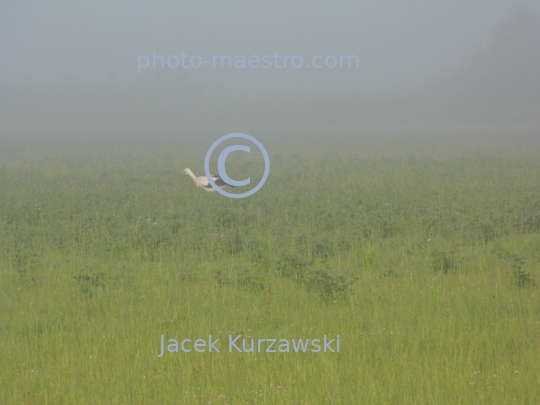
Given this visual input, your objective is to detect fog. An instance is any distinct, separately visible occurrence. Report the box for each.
[1,1,539,140]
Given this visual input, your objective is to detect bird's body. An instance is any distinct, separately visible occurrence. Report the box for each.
[180,168,234,192]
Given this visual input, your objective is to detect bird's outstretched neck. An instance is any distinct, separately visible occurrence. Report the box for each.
[183,168,196,181]
[180,168,197,184]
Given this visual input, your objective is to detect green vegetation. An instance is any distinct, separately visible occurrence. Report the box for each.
[1,135,539,404]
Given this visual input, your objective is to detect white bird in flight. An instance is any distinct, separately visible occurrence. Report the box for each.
[179,168,235,192]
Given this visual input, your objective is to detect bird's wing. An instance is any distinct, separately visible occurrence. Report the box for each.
[210,176,234,188]
[202,176,217,188]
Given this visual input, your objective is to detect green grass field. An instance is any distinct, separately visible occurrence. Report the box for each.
[1,134,539,404]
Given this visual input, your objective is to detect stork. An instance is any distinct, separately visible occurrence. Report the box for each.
[179,168,235,192]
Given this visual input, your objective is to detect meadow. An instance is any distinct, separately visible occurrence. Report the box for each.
[1,133,540,404]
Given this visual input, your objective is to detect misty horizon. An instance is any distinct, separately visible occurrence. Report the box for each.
[1,2,539,138]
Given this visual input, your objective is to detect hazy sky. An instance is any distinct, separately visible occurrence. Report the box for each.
[2,1,538,90]
[1,1,539,136]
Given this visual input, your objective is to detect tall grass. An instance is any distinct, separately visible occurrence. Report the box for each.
[1,136,539,404]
